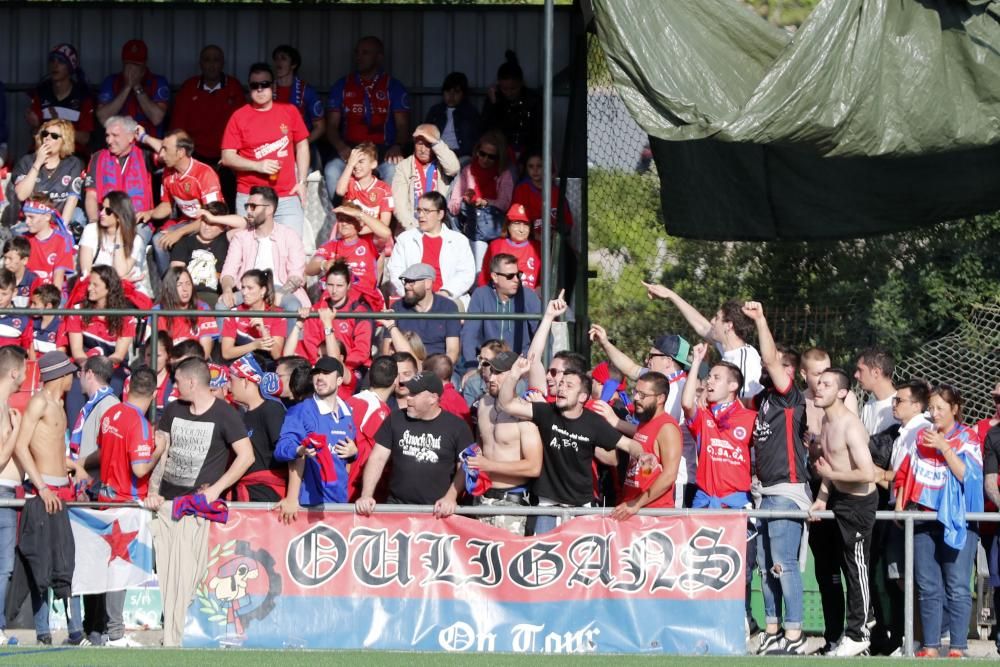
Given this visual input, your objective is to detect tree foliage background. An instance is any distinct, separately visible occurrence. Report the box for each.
[586,2,1000,374]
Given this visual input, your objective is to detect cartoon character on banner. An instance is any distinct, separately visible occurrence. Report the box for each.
[209,556,259,636]
[197,540,281,641]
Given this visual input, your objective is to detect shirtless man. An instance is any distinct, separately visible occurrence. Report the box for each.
[465,350,542,535]
[808,367,878,658]
[0,346,26,645]
[15,351,78,513]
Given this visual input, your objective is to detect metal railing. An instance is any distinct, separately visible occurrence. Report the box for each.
[2,495,990,657]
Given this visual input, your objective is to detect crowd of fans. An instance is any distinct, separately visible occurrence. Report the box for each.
[0,35,992,661]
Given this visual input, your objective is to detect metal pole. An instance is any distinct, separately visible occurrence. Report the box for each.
[904,516,914,657]
[149,311,159,423]
[541,0,554,312]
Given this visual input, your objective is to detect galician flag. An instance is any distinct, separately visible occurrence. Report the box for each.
[69,507,156,595]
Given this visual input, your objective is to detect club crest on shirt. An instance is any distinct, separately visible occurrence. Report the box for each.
[280,123,289,135]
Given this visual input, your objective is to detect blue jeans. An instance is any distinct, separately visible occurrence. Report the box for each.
[914,522,976,650]
[32,587,83,639]
[323,157,396,201]
[757,495,805,630]
[0,487,15,630]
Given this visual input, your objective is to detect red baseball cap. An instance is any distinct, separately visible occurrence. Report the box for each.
[122,39,148,65]
[506,203,530,224]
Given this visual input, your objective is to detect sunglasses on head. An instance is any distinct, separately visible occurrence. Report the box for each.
[477,150,499,161]
[248,80,273,91]
[39,130,62,140]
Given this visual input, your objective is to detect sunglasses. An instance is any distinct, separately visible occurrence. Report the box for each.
[102,206,115,216]
[39,130,62,140]
[245,202,270,211]
[493,271,521,281]
[546,368,564,377]
[248,81,273,91]
[645,352,667,361]
[477,150,499,161]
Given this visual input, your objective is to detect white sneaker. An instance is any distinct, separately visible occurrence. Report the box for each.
[106,634,143,648]
[832,635,871,657]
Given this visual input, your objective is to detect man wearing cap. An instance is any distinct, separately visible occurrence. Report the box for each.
[383,262,461,364]
[391,124,460,231]
[355,372,470,516]
[12,350,87,645]
[385,191,476,302]
[229,354,288,503]
[497,355,648,535]
[589,324,698,506]
[461,252,541,369]
[463,350,543,535]
[96,39,170,138]
[27,44,96,155]
[274,356,357,507]
[477,203,542,292]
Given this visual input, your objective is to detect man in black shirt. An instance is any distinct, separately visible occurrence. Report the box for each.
[982,422,1000,655]
[355,373,469,516]
[146,357,254,647]
[497,355,644,535]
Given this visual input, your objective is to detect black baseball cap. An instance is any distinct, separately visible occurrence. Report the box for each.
[310,356,345,376]
[488,350,518,373]
[403,372,443,396]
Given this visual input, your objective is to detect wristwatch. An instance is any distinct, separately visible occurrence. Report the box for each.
[324,326,334,335]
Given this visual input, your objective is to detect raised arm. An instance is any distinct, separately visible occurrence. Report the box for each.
[681,343,708,419]
[742,301,789,393]
[525,289,567,391]
[642,281,713,340]
[496,355,535,420]
[588,323,642,380]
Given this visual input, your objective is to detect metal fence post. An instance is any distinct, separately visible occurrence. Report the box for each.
[904,516,914,657]
[149,311,159,423]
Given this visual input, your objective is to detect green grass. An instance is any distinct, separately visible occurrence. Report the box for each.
[0,647,932,666]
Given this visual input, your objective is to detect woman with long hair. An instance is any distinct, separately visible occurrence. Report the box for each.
[79,190,148,292]
[220,269,285,365]
[63,264,136,417]
[448,130,515,269]
[153,267,218,358]
[11,119,85,225]
[895,384,983,658]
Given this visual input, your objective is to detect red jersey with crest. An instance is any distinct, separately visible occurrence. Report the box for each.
[687,402,756,497]
[27,231,75,284]
[313,237,379,290]
[220,304,285,345]
[621,412,680,508]
[97,402,155,501]
[160,159,222,222]
[221,102,308,197]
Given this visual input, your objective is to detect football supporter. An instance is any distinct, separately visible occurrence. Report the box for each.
[476,203,542,291]
[392,124,460,231]
[461,253,541,365]
[855,346,899,435]
[424,71,481,160]
[333,142,395,239]
[30,284,62,355]
[463,350,542,535]
[275,356,356,506]
[22,193,74,289]
[498,354,645,535]
[742,301,810,655]
[895,384,983,658]
[523,291,585,401]
[808,368,878,657]
[510,148,574,238]
[170,202,239,305]
[229,354,287,502]
[981,389,1000,655]
[0,346,26,647]
[96,39,170,137]
[3,237,42,308]
[324,36,410,198]
[26,44,95,155]
[136,129,224,277]
[87,366,163,647]
[272,44,325,145]
[423,353,470,426]
[383,262,460,363]
[82,116,153,225]
[386,351,418,411]
[386,192,475,301]
[355,372,468,516]
[978,380,1000,443]
[220,269,286,365]
[643,283,764,401]
[275,355,312,407]
[481,51,542,158]
[285,261,373,395]
[12,120,84,224]
[78,191,148,293]
[221,64,309,236]
[0,270,35,355]
[305,203,388,288]
[152,267,219,357]
[344,355,396,503]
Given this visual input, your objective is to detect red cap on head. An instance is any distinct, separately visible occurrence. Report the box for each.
[506,203,530,224]
[122,39,148,65]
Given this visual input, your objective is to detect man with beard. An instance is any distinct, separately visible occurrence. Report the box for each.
[463,351,542,535]
[498,355,646,534]
[808,368,878,658]
[384,262,460,364]
[274,356,356,506]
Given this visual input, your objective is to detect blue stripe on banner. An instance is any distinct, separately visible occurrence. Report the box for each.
[69,508,154,574]
[182,596,745,654]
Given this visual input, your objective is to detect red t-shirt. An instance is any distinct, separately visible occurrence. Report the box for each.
[220,304,286,345]
[440,382,472,429]
[160,159,223,222]
[156,302,220,343]
[687,402,757,499]
[345,177,394,220]
[622,412,680,508]
[26,231,75,284]
[345,391,391,502]
[170,76,247,161]
[477,237,543,291]
[421,235,444,293]
[221,102,309,197]
[313,237,379,290]
[64,311,138,356]
[97,403,154,501]
[511,180,574,230]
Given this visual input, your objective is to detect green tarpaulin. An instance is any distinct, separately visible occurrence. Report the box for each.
[593,0,1000,240]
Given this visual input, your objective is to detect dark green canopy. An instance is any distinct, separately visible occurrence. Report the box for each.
[593,0,1000,240]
